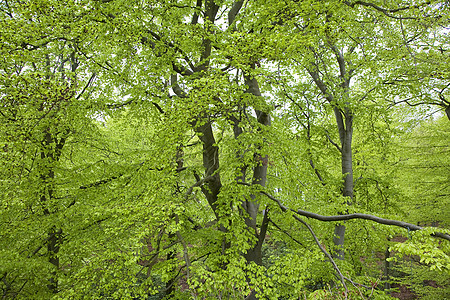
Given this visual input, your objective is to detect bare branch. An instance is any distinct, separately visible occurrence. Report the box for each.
[185,175,214,199]
[269,219,305,247]
[292,215,348,298]
[170,74,189,98]
[76,72,96,100]
[343,1,429,20]
[258,190,450,242]
[325,130,342,152]
[309,158,326,185]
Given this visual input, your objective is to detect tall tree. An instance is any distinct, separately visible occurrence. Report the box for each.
[0,0,98,296]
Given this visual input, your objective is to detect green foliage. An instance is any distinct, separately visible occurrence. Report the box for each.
[1,0,449,299]
[395,116,450,226]
[389,232,450,273]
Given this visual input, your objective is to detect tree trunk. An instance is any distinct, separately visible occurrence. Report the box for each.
[384,246,391,291]
[333,107,353,260]
[46,227,61,293]
[196,120,223,220]
[241,75,271,300]
[306,47,354,260]
[39,129,67,294]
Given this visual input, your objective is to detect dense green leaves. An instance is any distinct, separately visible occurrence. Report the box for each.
[1,0,449,299]
[395,116,450,226]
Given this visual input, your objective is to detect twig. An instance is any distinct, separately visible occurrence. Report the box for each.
[185,175,214,199]
[269,219,305,247]
[325,130,342,152]
[292,215,348,298]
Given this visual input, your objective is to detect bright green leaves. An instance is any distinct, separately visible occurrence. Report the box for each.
[389,234,450,273]
[1,0,449,299]
[395,116,450,225]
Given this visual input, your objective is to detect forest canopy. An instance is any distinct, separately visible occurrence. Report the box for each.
[0,0,449,299]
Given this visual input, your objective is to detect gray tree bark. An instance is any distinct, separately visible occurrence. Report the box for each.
[307,42,354,260]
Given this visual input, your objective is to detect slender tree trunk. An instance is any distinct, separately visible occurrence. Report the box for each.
[39,128,67,294]
[164,234,177,296]
[165,146,185,296]
[40,131,57,293]
[307,40,355,261]
[196,120,223,219]
[333,107,353,260]
[384,246,391,291]
[245,76,270,245]
[46,227,61,293]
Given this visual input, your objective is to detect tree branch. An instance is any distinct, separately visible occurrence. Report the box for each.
[141,30,195,75]
[258,190,450,242]
[293,215,348,298]
[344,0,430,13]
[343,1,428,20]
[185,175,214,199]
[228,1,244,28]
[170,74,189,98]
[269,219,305,247]
[325,130,342,152]
[76,72,96,100]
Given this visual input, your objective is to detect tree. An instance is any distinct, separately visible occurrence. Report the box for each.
[1,0,449,299]
[0,1,98,296]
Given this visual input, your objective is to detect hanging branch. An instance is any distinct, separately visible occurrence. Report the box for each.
[292,215,349,298]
